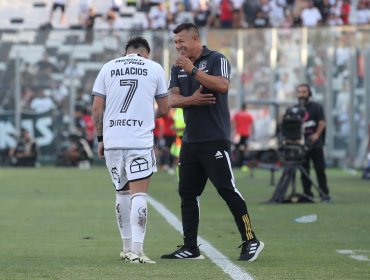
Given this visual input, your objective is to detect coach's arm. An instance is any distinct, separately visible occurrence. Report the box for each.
[92,95,105,159]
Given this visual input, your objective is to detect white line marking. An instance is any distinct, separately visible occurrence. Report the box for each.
[337,249,370,262]
[148,196,255,280]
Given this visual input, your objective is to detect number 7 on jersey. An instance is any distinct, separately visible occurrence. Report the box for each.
[120,79,138,113]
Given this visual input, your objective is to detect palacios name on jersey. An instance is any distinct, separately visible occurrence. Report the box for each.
[111,67,148,77]
[109,119,143,127]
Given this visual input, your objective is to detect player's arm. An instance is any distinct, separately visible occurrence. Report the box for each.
[92,95,105,159]
[169,86,216,108]
[155,96,169,118]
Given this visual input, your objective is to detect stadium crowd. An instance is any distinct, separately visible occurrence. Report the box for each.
[46,0,370,31]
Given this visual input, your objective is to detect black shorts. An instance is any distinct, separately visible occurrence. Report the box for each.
[52,3,65,13]
[179,140,237,198]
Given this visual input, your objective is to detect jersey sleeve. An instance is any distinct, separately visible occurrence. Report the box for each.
[155,65,169,99]
[92,65,106,98]
[212,53,231,80]
[168,65,179,89]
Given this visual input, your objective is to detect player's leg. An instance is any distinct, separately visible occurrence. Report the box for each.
[105,150,132,260]
[161,142,207,259]
[200,140,264,261]
[125,149,157,263]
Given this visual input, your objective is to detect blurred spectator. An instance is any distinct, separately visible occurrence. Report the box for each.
[140,0,152,29]
[300,0,322,27]
[84,5,96,43]
[317,0,332,24]
[160,111,176,172]
[148,2,168,29]
[78,0,92,25]
[154,117,164,159]
[9,129,38,167]
[232,0,245,28]
[111,0,123,12]
[327,11,344,25]
[269,0,287,27]
[352,0,370,25]
[30,89,56,113]
[49,0,68,24]
[233,102,254,167]
[193,0,211,28]
[243,0,260,27]
[219,0,234,28]
[340,0,351,25]
[106,8,119,29]
[56,132,93,168]
[82,107,95,149]
[253,7,270,28]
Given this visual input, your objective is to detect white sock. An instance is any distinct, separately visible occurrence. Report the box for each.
[130,192,148,255]
[115,191,131,253]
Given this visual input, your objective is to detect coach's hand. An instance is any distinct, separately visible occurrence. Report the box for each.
[98,142,104,159]
[191,86,216,106]
[175,56,193,73]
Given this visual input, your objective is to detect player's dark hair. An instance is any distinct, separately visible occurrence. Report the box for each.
[173,23,200,36]
[297,83,312,97]
[125,36,150,53]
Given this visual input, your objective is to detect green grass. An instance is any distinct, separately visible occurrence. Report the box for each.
[0,167,369,279]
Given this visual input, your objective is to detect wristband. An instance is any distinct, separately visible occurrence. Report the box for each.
[190,67,199,76]
[97,135,103,142]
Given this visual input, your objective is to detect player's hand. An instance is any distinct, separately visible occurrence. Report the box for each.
[175,55,193,73]
[191,86,216,106]
[98,141,104,159]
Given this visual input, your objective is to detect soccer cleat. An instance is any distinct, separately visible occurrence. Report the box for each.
[120,250,132,261]
[130,252,156,264]
[238,240,264,261]
[161,245,205,260]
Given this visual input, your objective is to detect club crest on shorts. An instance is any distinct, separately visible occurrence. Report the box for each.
[130,157,149,173]
[111,167,121,183]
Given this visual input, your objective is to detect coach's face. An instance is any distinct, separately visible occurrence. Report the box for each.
[174,30,199,59]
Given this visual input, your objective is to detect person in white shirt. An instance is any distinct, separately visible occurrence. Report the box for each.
[92,36,169,264]
[49,0,68,24]
[300,0,322,27]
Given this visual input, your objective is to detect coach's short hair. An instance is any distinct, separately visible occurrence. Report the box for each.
[173,23,200,36]
[125,36,150,53]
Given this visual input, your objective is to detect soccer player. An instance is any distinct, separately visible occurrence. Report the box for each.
[161,23,264,261]
[92,36,168,264]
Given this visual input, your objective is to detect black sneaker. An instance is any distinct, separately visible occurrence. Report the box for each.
[239,240,264,261]
[161,245,205,260]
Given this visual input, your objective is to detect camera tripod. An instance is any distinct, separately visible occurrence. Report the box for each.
[268,160,327,203]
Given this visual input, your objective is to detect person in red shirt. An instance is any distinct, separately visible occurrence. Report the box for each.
[233,102,254,166]
[219,0,234,28]
[340,0,351,24]
[160,110,177,172]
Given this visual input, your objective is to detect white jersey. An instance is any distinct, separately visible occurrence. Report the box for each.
[92,54,168,149]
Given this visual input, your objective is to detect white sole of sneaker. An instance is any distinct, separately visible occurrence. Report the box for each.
[248,241,264,262]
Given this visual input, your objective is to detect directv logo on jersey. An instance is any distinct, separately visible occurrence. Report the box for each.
[110,119,143,127]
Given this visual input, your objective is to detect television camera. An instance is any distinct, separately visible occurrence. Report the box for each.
[268,104,320,203]
[279,105,308,163]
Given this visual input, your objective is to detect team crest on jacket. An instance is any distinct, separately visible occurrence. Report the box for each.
[199,60,207,71]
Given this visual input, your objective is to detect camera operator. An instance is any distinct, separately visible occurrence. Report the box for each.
[297,83,331,202]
